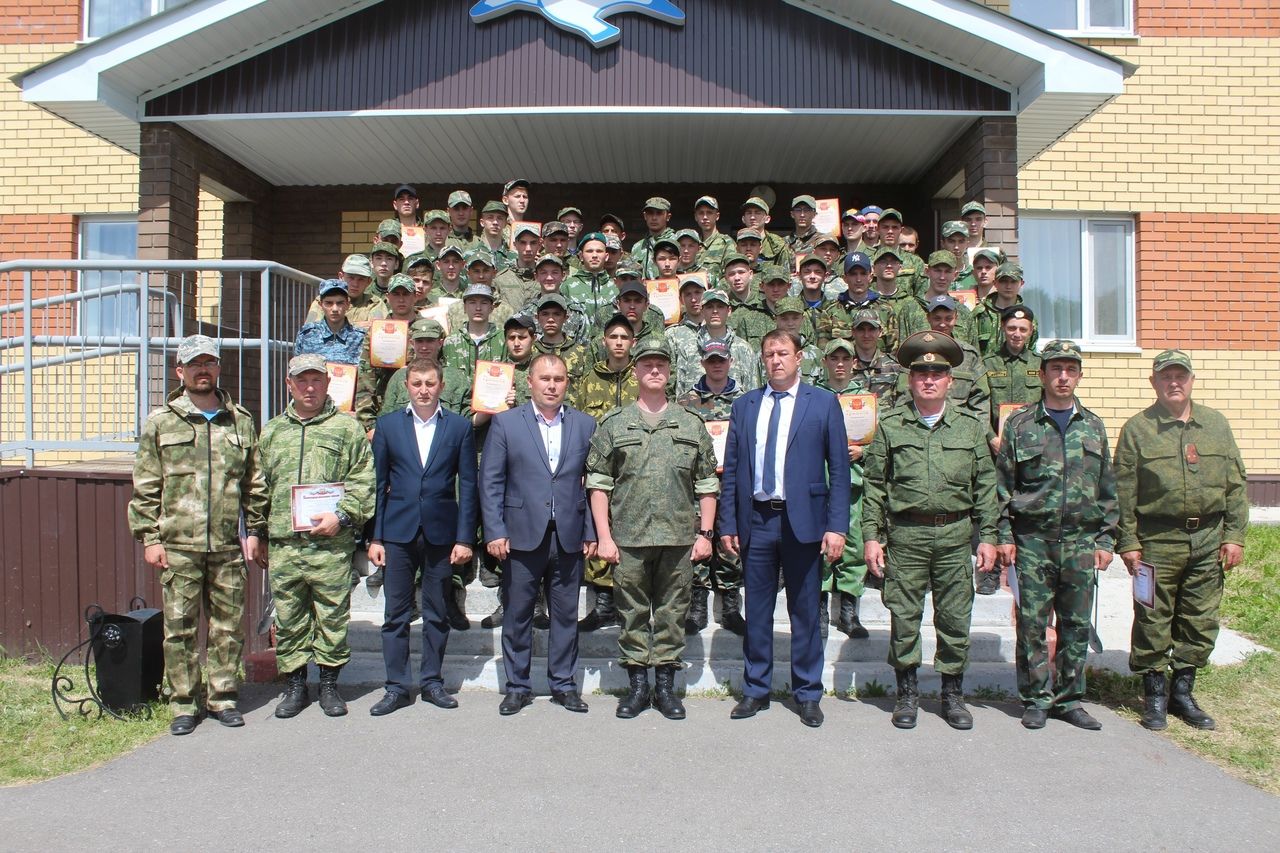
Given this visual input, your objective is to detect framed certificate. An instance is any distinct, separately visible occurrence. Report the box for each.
[290,483,346,532]
[839,394,878,445]
[1133,561,1156,609]
[510,221,542,251]
[814,197,842,236]
[705,419,729,473]
[471,360,516,414]
[997,403,1024,438]
[326,362,357,412]
[646,278,681,325]
[951,289,978,310]
[369,320,409,369]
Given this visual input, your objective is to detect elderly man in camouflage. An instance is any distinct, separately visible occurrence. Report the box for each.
[256,355,375,719]
[1115,349,1248,732]
[128,335,268,736]
[995,340,1118,731]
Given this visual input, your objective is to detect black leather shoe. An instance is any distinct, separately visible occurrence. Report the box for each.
[551,691,589,713]
[369,691,413,717]
[365,566,384,589]
[422,686,459,709]
[730,696,770,719]
[169,714,199,736]
[798,700,824,728]
[976,570,1000,595]
[211,707,244,728]
[1051,707,1102,731]
[480,604,503,629]
[499,691,532,716]
[1022,708,1048,730]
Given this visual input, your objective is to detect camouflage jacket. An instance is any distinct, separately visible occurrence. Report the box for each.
[629,227,678,279]
[757,231,793,273]
[678,377,744,423]
[816,291,899,354]
[666,319,705,396]
[697,230,735,279]
[128,388,268,551]
[257,399,375,543]
[569,360,639,423]
[848,350,904,408]
[305,290,387,326]
[442,323,506,377]
[562,269,618,319]
[895,295,977,348]
[728,298,815,351]
[293,320,366,366]
[533,337,593,383]
[697,328,760,393]
[492,266,540,312]
[972,294,1038,358]
[984,345,1042,431]
[996,399,1118,549]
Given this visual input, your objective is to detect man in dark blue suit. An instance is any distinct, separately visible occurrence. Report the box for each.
[367,358,478,716]
[720,329,851,727]
[480,353,598,715]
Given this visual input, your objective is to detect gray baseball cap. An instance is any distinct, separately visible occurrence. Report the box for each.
[177,334,219,364]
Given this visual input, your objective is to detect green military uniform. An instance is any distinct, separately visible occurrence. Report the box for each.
[818,290,899,354]
[665,318,704,396]
[533,336,592,383]
[984,340,1042,433]
[491,265,540,313]
[972,294,1038,358]
[441,322,505,378]
[896,293,977,348]
[629,199,677,279]
[127,345,268,719]
[996,341,1118,716]
[697,230,735,279]
[816,372,870,602]
[850,348,904,411]
[562,268,618,320]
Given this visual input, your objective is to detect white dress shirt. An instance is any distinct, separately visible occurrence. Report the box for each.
[409,404,443,468]
[753,378,800,500]
[534,405,564,474]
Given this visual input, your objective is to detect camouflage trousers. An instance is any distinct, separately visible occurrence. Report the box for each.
[1129,524,1225,673]
[883,518,974,675]
[614,545,693,667]
[822,464,867,597]
[160,548,246,715]
[692,518,741,590]
[270,539,355,673]
[1013,535,1095,711]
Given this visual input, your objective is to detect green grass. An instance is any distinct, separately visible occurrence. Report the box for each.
[0,656,170,787]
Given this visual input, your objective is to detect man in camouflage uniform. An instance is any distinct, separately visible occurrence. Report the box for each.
[984,305,1042,440]
[784,195,822,260]
[817,251,897,353]
[876,209,926,297]
[896,251,976,345]
[870,247,914,328]
[666,274,710,395]
[996,340,1118,731]
[493,222,542,310]
[740,196,792,272]
[731,265,814,351]
[896,295,991,424]
[587,337,720,720]
[442,283,506,378]
[1115,349,1248,732]
[677,339,748,636]
[972,261,1037,357]
[863,331,999,731]
[369,241,401,297]
[445,190,481,254]
[294,279,366,366]
[447,250,515,331]
[629,197,677,279]
[353,274,420,434]
[693,195,734,280]
[563,232,618,319]
[257,355,375,719]
[719,252,758,310]
[430,245,469,303]
[128,335,268,735]
[847,310,904,408]
[476,200,517,272]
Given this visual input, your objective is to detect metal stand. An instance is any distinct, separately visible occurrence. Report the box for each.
[50,600,154,721]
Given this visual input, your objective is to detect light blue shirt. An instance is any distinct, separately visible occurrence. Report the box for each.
[752,378,800,500]
[535,405,564,519]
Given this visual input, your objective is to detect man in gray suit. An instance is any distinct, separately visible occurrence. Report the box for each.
[480,353,598,715]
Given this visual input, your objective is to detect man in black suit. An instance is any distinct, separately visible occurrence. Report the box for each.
[480,354,598,715]
[367,358,478,716]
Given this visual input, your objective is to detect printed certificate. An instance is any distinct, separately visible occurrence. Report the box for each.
[646,278,681,325]
[705,420,729,473]
[951,289,978,310]
[325,362,357,412]
[471,360,516,414]
[997,403,1024,438]
[399,225,426,257]
[1133,561,1156,608]
[839,394,878,445]
[368,320,409,369]
[814,198,842,236]
[291,483,346,532]
[420,297,458,335]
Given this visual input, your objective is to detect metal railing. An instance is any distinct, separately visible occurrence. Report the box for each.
[0,260,321,466]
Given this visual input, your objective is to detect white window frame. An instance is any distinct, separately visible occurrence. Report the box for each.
[1011,0,1134,38]
[82,0,184,40]
[78,215,140,337]
[1019,212,1137,351]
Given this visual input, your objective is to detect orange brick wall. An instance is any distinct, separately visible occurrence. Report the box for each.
[0,213,76,258]
[1136,0,1280,37]
[1137,213,1280,348]
[0,1,79,44]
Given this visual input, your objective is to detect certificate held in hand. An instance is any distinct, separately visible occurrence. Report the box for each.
[291,483,347,532]
[471,360,515,414]
[326,362,357,412]
[839,394,878,445]
[704,420,729,473]
[646,278,681,326]
[369,320,409,369]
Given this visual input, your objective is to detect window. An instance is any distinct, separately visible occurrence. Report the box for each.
[84,0,190,39]
[1010,0,1132,35]
[1019,214,1135,346]
[79,218,139,337]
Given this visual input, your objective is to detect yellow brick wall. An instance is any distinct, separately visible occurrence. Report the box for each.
[1019,37,1280,213]
[341,211,383,255]
[197,190,225,323]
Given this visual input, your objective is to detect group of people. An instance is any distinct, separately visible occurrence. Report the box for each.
[128,182,1249,737]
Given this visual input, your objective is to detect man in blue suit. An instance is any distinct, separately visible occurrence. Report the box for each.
[480,353,598,715]
[367,358,478,716]
[720,329,851,727]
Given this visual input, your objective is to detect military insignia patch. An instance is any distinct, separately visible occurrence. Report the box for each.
[923,353,937,363]
[922,333,935,342]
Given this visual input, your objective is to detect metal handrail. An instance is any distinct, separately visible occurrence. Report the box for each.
[0,260,319,276]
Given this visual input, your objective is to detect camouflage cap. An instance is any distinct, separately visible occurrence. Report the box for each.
[774,296,805,316]
[465,248,497,268]
[614,261,643,280]
[961,201,987,217]
[878,208,903,223]
[617,279,648,298]
[371,241,400,257]
[1040,339,1084,364]
[317,278,349,298]
[1000,305,1035,325]
[436,244,465,260]
[556,206,583,220]
[409,318,446,339]
[462,283,495,301]
[759,265,790,285]
[541,221,570,237]
[996,261,1024,280]
[844,251,873,273]
[602,312,633,333]
[643,197,671,212]
[694,195,719,211]
[741,196,771,213]
[480,200,508,216]
[941,220,968,238]
[504,314,536,332]
[447,190,472,208]
[674,228,701,243]
[927,250,958,269]
[972,247,1003,265]
[873,246,903,263]
[721,252,752,269]
[423,209,450,225]
[813,233,841,249]
[678,272,708,291]
[735,227,764,242]
[701,289,731,306]
[177,334,219,364]
[341,253,372,277]
[404,252,432,270]
[578,230,608,248]
[823,338,856,356]
[652,236,680,255]
[798,253,828,271]
[604,234,623,252]
[699,339,731,360]
[1153,348,1194,373]
[631,336,673,362]
[926,293,958,313]
[791,194,817,210]
[288,353,328,376]
[386,273,415,293]
[534,252,567,269]
[535,292,570,312]
[377,218,403,237]
[513,222,542,241]
[851,309,882,329]
[502,178,530,195]
[898,330,963,370]
[598,212,625,230]
[393,183,417,199]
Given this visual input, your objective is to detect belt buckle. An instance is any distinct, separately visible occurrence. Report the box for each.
[771,499,785,510]
[933,513,948,526]
[1185,517,1200,530]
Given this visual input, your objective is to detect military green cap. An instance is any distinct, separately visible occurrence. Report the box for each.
[541,221,569,237]
[694,195,719,210]
[760,265,790,285]
[465,248,497,268]
[437,245,465,260]
[735,228,764,243]
[462,283,495,300]
[604,235,623,251]
[578,230,607,248]
[961,201,987,217]
[878,208,903,223]
[798,253,828,271]
[377,218,402,237]
[791,194,817,210]
[972,247,1003,265]
[423,209,450,225]
[447,190,472,208]
[386,273,415,293]
[535,292,570,312]
[342,254,372,277]
[941,220,968,238]
[851,309,882,329]
[823,338,856,356]
[177,334,219,364]
[996,261,1023,280]
[1040,339,1083,364]
[652,236,680,254]
[675,228,701,243]
[1153,349,1194,373]
[898,330,963,370]
[678,273,708,291]
[631,336,673,362]
[774,296,805,316]
[813,233,840,249]
[614,260,643,280]
[702,289,731,306]
[721,252,751,269]
[371,241,400,257]
[643,197,671,212]
[742,196,771,213]
[513,222,542,241]
[404,253,432,270]
[556,206,583,220]
[288,353,328,376]
[409,318,445,340]
[927,250,958,269]
[480,200,508,216]
[534,252,566,269]
[873,246,903,263]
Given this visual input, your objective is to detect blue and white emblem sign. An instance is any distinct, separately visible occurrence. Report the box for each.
[469,0,686,48]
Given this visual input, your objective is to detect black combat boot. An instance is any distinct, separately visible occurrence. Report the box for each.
[975,568,1000,595]
[685,587,709,635]
[719,588,747,636]
[819,592,830,641]
[579,586,618,632]
[532,590,551,631]
[1140,670,1168,731]
[317,664,347,717]
[1168,667,1215,730]
[616,666,651,719]
[652,665,687,720]
[838,594,870,639]
[940,673,973,730]
[445,585,470,631]
[274,667,311,719]
[480,603,503,629]
[892,667,919,729]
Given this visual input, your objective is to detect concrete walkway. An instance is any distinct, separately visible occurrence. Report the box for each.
[2,688,1277,851]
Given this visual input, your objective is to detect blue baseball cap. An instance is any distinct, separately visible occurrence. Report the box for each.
[843,251,872,273]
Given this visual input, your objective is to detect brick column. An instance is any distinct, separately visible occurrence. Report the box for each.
[921,116,1019,259]
[138,123,199,260]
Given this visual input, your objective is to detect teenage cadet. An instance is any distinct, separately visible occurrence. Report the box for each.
[442,283,506,378]
[630,197,677,279]
[693,195,734,279]
[369,241,401,296]
[817,250,898,354]
[542,220,572,262]
[502,178,530,222]
[563,231,617,319]
[391,184,425,257]
[740,196,792,271]
[984,305,1042,444]
[840,208,870,256]
[445,190,481,253]
[876,209,925,297]
[447,250,514,332]
[493,222,542,311]
[294,279,366,366]
[422,209,452,263]
[674,229,706,276]
[972,261,1037,357]
[374,219,402,253]
[353,274,419,434]
[665,273,708,395]
[432,245,468,302]
[304,254,382,326]
[961,200,989,251]
[720,252,758,309]
[698,289,760,393]
[773,297,821,384]
[785,194,821,259]
[897,227,919,257]
[557,205,585,245]
[870,247,913,325]
[847,309,904,407]
[896,251,975,345]
[477,200,516,272]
